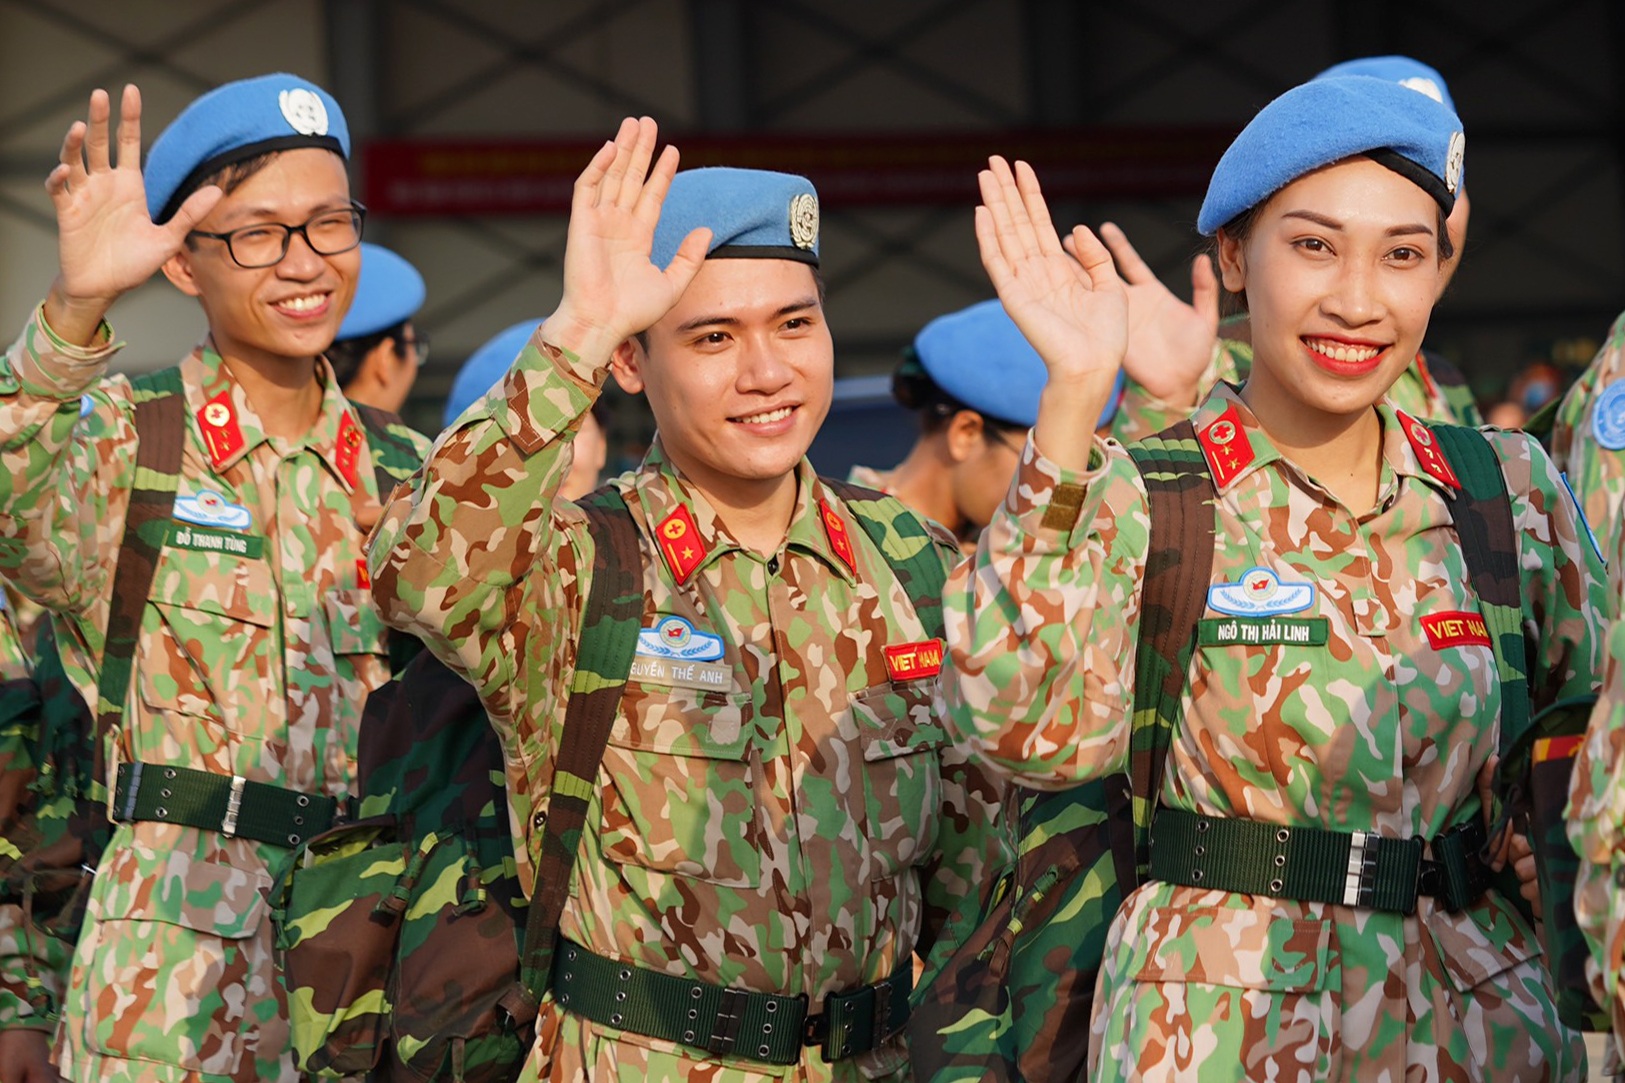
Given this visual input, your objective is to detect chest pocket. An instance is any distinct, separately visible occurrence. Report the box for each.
[599,683,761,887]
[138,546,275,737]
[853,678,946,881]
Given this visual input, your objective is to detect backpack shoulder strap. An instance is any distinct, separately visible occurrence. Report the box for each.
[1125,420,1216,880]
[91,367,186,800]
[820,478,948,641]
[349,401,423,499]
[510,484,644,1018]
[1425,424,1531,759]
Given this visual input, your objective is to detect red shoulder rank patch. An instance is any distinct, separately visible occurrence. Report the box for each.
[656,505,708,584]
[884,638,943,682]
[1420,610,1490,650]
[818,499,857,574]
[1534,735,1584,764]
[197,391,245,468]
[1197,404,1254,488]
[1398,410,1460,490]
[355,558,371,590]
[335,411,365,489]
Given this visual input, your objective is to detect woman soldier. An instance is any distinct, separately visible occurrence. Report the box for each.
[943,75,1603,1080]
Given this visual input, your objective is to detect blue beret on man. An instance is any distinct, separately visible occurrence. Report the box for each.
[650,167,820,271]
[337,244,426,341]
[1197,75,1464,236]
[1316,55,1456,114]
[145,72,349,224]
[442,320,542,428]
[912,299,1124,430]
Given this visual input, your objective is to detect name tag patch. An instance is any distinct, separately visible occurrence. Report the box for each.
[1198,617,1328,647]
[1207,566,1316,617]
[173,490,252,530]
[165,523,263,559]
[1420,610,1491,650]
[884,639,943,682]
[628,655,731,692]
[636,616,725,662]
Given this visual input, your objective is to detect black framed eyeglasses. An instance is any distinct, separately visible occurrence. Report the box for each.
[190,203,367,269]
[400,331,430,366]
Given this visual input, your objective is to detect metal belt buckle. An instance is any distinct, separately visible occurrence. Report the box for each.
[221,775,247,838]
[803,1006,828,1051]
[1343,829,1379,907]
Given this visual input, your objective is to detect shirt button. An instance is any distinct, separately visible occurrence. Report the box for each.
[767,556,780,575]
[1614,867,1625,889]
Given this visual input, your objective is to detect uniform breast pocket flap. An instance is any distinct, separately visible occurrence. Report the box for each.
[599,686,762,886]
[140,552,275,726]
[852,679,948,880]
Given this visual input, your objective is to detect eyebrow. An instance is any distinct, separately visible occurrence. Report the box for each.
[1281,209,1434,237]
[217,200,352,226]
[675,297,820,335]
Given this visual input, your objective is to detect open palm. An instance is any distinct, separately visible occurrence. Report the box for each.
[546,117,710,359]
[1098,222,1218,403]
[974,157,1127,388]
[47,86,221,306]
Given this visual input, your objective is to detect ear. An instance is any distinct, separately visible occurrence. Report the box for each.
[160,248,203,298]
[943,409,983,464]
[1215,229,1246,294]
[609,338,646,394]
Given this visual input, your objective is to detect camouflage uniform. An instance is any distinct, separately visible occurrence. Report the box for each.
[943,384,1601,1081]
[370,332,1006,1082]
[0,307,428,1083]
[1551,310,1625,546]
[1113,337,1482,444]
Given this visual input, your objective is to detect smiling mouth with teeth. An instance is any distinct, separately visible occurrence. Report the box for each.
[1302,337,1385,364]
[276,294,328,313]
[734,406,794,425]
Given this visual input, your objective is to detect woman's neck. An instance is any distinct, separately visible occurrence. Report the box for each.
[885,441,965,537]
[1240,376,1384,513]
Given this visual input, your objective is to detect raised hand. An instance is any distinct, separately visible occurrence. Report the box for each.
[44,86,222,345]
[542,117,710,365]
[1096,222,1219,406]
[974,157,1127,390]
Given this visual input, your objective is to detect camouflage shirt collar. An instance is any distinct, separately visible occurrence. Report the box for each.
[186,343,363,491]
[1195,385,1431,499]
[635,442,860,582]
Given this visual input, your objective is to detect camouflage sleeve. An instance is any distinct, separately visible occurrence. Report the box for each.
[0,902,69,1031]
[1550,311,1625,543]
[1108,338,1244,444]
[941,433,1149,788]
[0,306,138,615]
[368,328,598,733]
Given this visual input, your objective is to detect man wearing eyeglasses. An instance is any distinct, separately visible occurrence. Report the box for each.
[0,74,428,1083]
[327,243,430,416]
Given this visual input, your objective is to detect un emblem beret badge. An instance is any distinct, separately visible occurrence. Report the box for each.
[789,193,818,250]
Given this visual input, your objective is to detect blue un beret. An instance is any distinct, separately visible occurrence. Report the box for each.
[1197,75,1464,236]
[442,320,541,429]
[337,244,426,341]
[651,167,820,271]
[145,73,349,224]
[1316,55,1456,114]
[912,299,1124,430]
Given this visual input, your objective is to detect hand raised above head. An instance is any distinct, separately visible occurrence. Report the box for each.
[44,85,222,343]
[1096,221,1218,406]
[974,156,1127,391]
[541,117,712,365]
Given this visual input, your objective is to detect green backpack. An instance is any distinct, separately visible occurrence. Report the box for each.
[271,479,951,1081]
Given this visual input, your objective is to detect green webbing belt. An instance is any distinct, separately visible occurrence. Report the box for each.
[1124,422,1216,880]
[550,938,911,1065]
[1149,807,1491,915]
[111,761,341,849]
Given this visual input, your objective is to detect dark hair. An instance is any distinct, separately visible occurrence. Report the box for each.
[327,319,409,390]
[633,267,829,350]
[1215,196,1455,312]
[891,351,1024,437]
